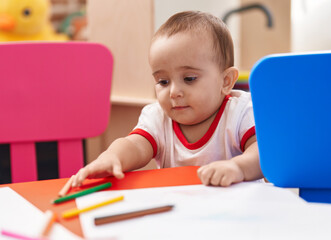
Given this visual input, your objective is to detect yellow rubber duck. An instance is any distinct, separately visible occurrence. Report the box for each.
[0,0,68,42]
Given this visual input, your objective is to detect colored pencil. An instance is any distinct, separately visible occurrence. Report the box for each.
[58,175,74,197]
[40,210,57,237]
[94,205,174,225]
[52,182,112,204]
[62,195,124,219]
[1,229,43,240]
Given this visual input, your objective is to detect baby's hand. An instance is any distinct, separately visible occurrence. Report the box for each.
[72,150,124,187]
[197,160,244,187]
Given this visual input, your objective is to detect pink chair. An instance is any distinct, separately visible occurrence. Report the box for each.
[0,42,113,183]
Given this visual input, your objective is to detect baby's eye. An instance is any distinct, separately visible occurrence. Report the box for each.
[184,76,197,83]
[157,79,169,86]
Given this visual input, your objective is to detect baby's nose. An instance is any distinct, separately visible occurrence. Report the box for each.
[170,83,184,98]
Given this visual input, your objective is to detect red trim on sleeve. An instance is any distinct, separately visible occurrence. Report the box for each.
[129,128,157,158]
[240,126,256,152]
[173,95,230,150]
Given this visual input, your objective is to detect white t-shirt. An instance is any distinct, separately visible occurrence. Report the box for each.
[130,90,255,168]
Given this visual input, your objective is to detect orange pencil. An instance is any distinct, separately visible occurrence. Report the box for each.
[40,210,57,237]
[58,175,74,197]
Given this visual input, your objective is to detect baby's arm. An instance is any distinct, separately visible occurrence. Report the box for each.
[72,134,153,187]
[197,136,263,187]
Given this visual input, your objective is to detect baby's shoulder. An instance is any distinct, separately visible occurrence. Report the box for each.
[229,90,251,101]
[226,90,253,115]
[140,102,170,123]
[138,102,172,133]
[142,102,164,115]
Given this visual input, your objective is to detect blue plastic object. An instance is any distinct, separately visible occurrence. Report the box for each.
[249,52,331,203]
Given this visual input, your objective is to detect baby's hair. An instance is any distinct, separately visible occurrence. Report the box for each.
[153,11,234,70]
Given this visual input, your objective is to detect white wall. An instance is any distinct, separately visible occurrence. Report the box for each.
[291,0,331,52]
[154,0,241,66]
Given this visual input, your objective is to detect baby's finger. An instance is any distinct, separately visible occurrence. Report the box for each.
[197,167,214,185]
[72,168,89,187]
[58,175,74,197]
[197,166,205,182]
[112,163,124,179]
[220,175,233,187]
[210,171,223,186]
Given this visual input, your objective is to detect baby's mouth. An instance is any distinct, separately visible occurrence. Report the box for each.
[172,106,189,110]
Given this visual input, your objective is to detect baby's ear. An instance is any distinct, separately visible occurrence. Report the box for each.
[221,67,239,95]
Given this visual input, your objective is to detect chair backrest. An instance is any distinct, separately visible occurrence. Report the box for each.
[0,42,113,183]
[249,51,331,203]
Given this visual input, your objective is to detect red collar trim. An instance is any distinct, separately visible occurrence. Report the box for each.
[173,95,230,150]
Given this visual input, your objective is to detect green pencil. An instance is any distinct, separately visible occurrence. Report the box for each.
[52,182,112,204]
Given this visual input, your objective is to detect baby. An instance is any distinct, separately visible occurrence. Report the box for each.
[72,11,263,187]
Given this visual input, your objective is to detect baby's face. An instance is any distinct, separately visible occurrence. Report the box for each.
[149,32,226,125]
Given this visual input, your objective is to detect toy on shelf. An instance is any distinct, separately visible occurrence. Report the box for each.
[234,71,250,91]
[0,0,68,42]
[59,11,87,41]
